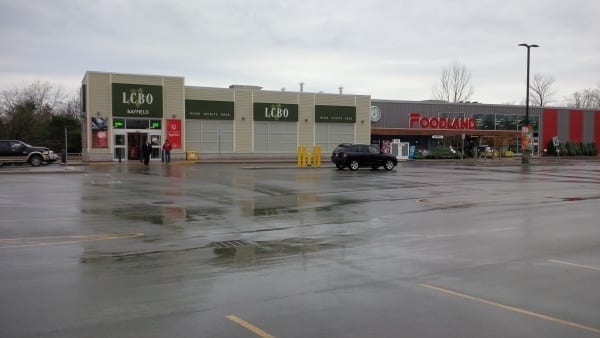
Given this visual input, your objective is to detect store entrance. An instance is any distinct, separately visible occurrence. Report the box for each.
[125,132,161,161]
[127,133,147,161]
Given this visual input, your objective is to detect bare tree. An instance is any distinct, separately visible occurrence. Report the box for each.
[530,73,555,106]
[567,88,600,109]
[432,61,474,103]
[0,81,78,141]
[1,81,65,117]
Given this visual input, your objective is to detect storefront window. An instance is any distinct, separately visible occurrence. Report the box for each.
[473,114,496,130]
[497,114,524,131]
[125,119,150,129]
[91,117,109,148]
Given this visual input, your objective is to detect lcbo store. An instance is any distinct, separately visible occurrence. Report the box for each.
[81,71,371,162]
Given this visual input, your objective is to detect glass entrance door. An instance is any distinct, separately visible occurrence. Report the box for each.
[128,133,147,161]
[114,134,126,161]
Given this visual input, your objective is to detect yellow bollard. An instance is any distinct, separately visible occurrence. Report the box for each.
[297,146,308,167]
[311,146,321,167]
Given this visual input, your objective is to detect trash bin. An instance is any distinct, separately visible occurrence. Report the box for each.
[186,150,199,161]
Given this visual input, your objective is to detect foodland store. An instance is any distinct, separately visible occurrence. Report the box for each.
[370,99,600,158]
[81,71,600,162]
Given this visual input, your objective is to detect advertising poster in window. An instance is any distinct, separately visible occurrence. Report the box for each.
[91,117,108,148]
[166,119,182,148]
[521,125,533,151]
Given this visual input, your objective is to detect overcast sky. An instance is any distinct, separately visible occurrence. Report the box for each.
[1,0,599,105]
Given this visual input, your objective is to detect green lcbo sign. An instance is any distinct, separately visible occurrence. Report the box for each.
[254,103,299,122]
[112,83,163,118]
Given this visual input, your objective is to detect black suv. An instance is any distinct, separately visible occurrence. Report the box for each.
[331,143,397,171]
[0,140,59,167]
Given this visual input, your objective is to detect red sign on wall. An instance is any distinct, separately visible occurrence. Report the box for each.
[409,113,476,129]
[166,119,182,148]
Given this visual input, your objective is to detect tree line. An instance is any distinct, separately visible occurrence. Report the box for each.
[0,81,82,153]
[432,61,600,108]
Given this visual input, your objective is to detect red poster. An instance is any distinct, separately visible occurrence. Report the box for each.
[166,119,182,148]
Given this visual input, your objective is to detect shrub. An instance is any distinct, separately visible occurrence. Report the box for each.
[589,142,598,156]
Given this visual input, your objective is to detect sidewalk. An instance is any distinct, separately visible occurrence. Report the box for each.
[1,156,597,174]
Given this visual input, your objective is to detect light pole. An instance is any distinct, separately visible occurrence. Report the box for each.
[518,43,539,164]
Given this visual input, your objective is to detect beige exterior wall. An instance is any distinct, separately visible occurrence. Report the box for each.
[162,77,185,156]
[82,71,371,161]
[355,96,372,143]
[185,87,234,101]
[84,72,112,160]
[232,88,253,153]
[298,94,316,146]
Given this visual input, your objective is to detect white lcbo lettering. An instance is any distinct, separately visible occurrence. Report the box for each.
[264,107,289,118]
[122,92,154,105]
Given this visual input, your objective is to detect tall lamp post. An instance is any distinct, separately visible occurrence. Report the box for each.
[518,43,539,164]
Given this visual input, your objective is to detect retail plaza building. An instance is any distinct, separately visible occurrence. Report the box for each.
[81,71,600,162]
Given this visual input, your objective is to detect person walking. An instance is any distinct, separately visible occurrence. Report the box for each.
[162,139,172,163]
[142,139,152,165]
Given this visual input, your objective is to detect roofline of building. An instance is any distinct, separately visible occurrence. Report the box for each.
[83,70,185,81]
[371,98,598,112]
[371,128,521,137]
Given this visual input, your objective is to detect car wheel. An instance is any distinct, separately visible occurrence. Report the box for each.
[383,160,395,171]
[29,155,43,167]
[349,160,359,171]
[336,164,345,170]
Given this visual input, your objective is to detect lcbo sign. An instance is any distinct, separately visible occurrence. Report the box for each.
[122,92,153,106]
[253,103,298,122]
[264,107,289,119]
[112,83,163,118]
[409,113,476,129]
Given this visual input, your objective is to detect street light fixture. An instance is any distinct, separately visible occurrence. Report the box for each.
[518,43,539,164]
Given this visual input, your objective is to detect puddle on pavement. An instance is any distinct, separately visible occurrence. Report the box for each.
[210,237,340,266]
[562,196,600,202]
[79,237,341,267]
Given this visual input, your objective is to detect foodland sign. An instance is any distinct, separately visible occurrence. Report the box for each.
[409,113,476,129]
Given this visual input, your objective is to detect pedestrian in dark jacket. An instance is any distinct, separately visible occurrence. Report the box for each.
[142,139,152,165]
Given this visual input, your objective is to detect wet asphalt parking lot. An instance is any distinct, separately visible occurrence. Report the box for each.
[0,159,599,337]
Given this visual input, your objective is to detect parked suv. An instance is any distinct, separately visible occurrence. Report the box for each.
[0,140,59,167]
[331,143,397,171]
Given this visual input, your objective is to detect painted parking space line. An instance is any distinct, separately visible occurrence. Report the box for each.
[548,259,600,272]
[0,232,144,249]
[421,283,600,334]
[226,315,275,338]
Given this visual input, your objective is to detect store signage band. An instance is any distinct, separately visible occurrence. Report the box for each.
[112,83,163,118]
[253,102,298,122]
[185,100,234,120]
[409,113,476,129]
[315,105,356,123]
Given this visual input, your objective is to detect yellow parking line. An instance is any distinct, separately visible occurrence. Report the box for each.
[548,259,600,272]
[226,315,275,338]
[421,283,600,334]
[0,232,144,249]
